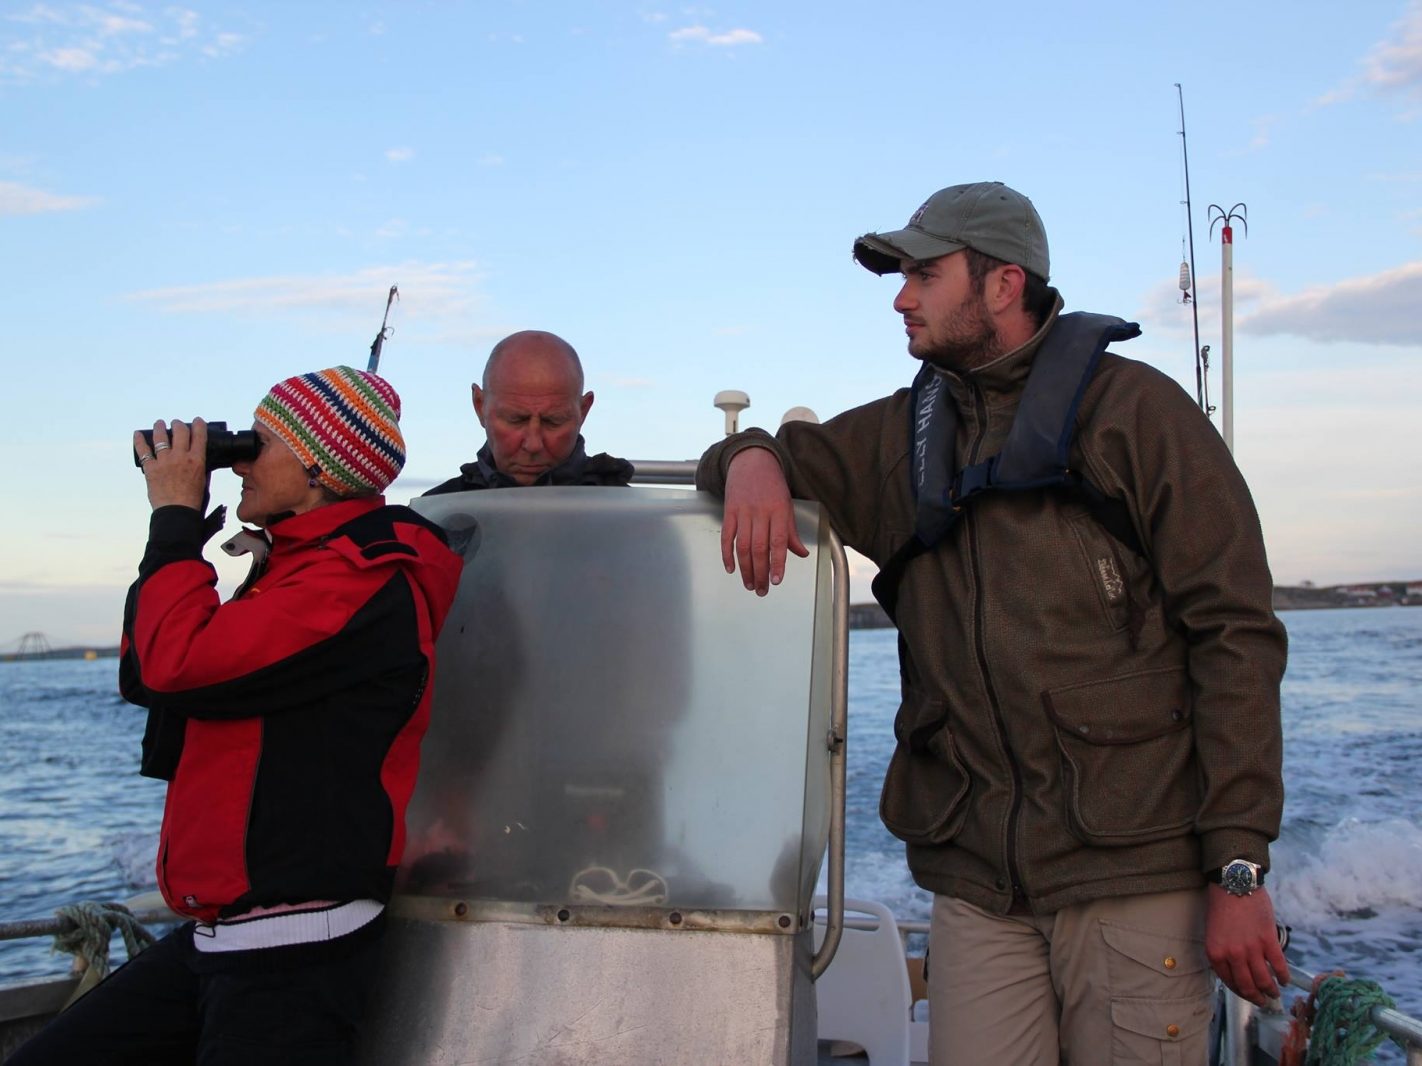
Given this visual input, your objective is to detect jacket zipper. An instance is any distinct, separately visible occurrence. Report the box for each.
[962,379,1028,908]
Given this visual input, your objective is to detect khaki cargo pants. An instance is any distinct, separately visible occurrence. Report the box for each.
[928,889,1214,1065]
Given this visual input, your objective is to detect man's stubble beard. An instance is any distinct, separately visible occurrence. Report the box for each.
[911,293,1005,372]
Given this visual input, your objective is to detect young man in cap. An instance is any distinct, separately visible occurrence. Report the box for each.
[697,182,1288,1064]
[425,329,633,494]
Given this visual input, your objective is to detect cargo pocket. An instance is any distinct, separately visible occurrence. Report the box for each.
[1103,920,1213,1065]
[1043,667,1198,845]
[1109,996,1212,1066]
[879,690,970,845]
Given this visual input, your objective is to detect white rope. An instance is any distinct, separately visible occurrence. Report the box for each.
[567,866,669,906]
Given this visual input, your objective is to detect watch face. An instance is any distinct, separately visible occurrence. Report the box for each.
[1221,861,1258,895]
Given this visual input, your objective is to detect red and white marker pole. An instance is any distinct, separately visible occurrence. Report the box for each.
[1208,203,1247,455]
[1221,223,1234,453]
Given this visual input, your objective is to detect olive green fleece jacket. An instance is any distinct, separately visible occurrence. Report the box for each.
[697,300,1286,915]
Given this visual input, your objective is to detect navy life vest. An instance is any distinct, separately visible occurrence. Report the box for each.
[871,312,1143,621]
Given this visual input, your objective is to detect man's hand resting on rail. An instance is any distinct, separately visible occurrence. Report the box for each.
[1206,884,1290,1007]
[720,446,808,596]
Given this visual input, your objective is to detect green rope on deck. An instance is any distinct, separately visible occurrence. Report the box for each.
[51,901,158,1009]
[1306,974,1407,1065]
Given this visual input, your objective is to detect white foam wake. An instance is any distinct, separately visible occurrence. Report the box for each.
[1274,817,1422,922]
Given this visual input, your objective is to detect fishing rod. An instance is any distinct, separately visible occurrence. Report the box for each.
[367,284,400,373]
[1175,84,1211,418]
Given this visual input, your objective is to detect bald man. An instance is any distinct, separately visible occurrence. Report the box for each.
[425,331,633,494]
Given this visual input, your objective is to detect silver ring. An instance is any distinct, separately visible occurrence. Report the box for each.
[139,453,156,465]
[153,442,171,452]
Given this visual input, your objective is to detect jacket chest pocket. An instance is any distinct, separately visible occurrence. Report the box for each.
[1066,511,1137,634]
[879,690,971,846]
[1043,667,1198,844]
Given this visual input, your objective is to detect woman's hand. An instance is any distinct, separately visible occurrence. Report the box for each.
[134,419,209,512]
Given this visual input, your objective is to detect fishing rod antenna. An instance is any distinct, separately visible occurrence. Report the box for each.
[367,284,400,373]
[1175,83,1207,415]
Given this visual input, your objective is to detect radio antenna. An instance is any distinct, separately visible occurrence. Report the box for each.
[1175,84,1209,417]
[367,285,400,373]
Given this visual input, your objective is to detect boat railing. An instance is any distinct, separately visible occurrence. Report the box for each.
[626,458,697,484]
[1287,966,1422,1063]
[0,906,177,948]
[1223,966,1422,1066]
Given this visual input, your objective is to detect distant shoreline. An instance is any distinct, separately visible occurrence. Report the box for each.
[0,646,120,663]
[848,580,1421,630]
[5,577,1419,654]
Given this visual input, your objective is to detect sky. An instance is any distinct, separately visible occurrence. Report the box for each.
[2,0,1420,647]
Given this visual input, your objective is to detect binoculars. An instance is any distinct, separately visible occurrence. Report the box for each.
[132,422,260,469]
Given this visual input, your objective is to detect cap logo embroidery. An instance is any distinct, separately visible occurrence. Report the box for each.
[908,200,930,227]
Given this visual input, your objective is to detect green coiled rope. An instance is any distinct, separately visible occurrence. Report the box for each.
[1306,974,1407,1065]
[50,901,157,1009]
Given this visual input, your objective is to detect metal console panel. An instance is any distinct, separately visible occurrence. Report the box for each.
[363,487,839,1064]
[360,918,816,1065]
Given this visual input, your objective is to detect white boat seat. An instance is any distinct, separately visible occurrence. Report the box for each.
[813,896,912,1066]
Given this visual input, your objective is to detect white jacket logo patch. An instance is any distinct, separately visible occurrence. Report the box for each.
[1096,556,1124,603]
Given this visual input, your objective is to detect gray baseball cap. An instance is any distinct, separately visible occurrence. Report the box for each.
[853,181,1050,281]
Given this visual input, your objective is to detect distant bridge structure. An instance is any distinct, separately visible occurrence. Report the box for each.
[17,632,52,657]
[0,632,119,662]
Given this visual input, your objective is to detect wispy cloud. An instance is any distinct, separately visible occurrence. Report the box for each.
[1137,271,1275,336]
[1241,261,1422,345]
[1317,0,1422,106]
[1139,262,1422,346]
[1363,0,1422,94]
[668,25,763,47]
[384,146,414,164]
[124,262,485,319]
[0,3,246,83]
[0,179,99,215]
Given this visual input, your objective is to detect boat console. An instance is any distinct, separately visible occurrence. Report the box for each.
[359,486,847,1065]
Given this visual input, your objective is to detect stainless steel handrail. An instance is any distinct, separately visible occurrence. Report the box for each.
[0,907,178,943]
[811,524,849,979]
[627,459,697,484]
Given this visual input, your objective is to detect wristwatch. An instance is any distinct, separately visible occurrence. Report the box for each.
[1208,858,1264,896]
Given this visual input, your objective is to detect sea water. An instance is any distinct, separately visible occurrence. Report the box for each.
[2,609,1420,1041]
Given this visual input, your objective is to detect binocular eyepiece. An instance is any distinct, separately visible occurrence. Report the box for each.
[132,422,261,470]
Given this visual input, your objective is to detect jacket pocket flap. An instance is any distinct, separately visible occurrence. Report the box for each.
[894,688,951,750]
[1043,667,1190,744]
[880,688,969,846]
[1101,920,1208,977]
[1110,995,1213,1039]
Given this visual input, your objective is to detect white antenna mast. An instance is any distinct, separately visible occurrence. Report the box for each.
[1208,203,1248,454]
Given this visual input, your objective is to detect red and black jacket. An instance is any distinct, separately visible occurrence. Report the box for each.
[119,498,463,923]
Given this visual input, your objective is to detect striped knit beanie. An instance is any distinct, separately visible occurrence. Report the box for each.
[254,366,405,496]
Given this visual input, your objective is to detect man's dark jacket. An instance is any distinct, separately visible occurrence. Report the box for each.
[423,438,634,494]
